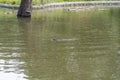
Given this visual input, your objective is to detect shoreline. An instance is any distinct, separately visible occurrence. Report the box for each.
[0,1,120,10]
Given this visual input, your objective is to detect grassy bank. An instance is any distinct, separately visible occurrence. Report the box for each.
[0,0,40,5]
[0,0,113,5]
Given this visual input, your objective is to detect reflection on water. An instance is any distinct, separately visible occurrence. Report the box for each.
[0,8,120,80]
[0,15,27,79]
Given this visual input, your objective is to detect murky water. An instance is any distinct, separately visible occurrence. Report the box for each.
[0,8,120,80]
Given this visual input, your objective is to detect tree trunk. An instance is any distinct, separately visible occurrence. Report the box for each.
[41,0,44,5]
[17,0,32,17]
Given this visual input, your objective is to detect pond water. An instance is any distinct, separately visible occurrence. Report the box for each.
[0,8,120,80]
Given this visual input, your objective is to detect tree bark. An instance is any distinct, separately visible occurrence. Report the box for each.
[17,0,32,17]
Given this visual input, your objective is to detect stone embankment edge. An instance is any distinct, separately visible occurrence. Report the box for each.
[0,1,120,10]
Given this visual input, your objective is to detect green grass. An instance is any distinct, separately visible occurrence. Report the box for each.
[0,0,20,5]
[0,0,40,5]
[0,0,112,5]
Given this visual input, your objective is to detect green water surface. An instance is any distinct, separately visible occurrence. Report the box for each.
[0,8,120,80]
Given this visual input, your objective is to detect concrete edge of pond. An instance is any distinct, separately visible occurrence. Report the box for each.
[0,1,120,10]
